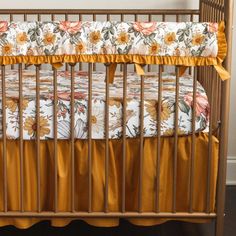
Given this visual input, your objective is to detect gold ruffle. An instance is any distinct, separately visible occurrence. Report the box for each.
[0,133,218,229]
[214,21,230,80]
[0,54,220,66]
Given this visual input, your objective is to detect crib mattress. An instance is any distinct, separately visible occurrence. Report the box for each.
[0,70,209,140]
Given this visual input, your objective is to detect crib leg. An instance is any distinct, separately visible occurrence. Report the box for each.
[215,0,233,233]
[215,80,231,236]
[215,214,225,236]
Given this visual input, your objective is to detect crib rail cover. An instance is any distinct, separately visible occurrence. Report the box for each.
[0,21,229,79]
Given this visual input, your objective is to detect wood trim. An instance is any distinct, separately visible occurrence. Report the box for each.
[0,212,217,218]
[0,9,200,15]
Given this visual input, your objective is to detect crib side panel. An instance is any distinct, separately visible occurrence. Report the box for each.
[0,8,229,229]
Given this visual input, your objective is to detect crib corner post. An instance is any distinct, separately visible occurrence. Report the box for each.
[215,1,234,236]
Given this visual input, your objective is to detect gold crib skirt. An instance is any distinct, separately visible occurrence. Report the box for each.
[0,133,219,229]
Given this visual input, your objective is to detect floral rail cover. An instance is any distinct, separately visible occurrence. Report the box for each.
[0,21,229,79]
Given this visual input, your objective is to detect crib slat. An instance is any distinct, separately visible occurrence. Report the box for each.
[92,15,97,72]
[70,64,75,212]
[88,63,92,213]
[173,66,180,213]
[139,74,145,213]
[79,15,82,71]
[19,64,24,212]
[65,14,69,71]
[148,15,152,72]
[189,67,197,213]
[105,65,110,213]
[10,14,14,70]
[156,65,163,213]
[163,14,166,22]
[35,65,41,212]
[176,14,180,22]
[120,14,124,72]
[1,65,7,212]
[122,64,127,213]
[206,66,214,213]
[53,68,58,213]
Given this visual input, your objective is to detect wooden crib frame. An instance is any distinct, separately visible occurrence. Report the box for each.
[0,0,233,235]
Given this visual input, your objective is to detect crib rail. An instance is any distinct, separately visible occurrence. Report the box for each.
[0,8,199,72]
[0,62,218,218]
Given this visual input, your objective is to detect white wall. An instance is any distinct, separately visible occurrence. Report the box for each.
[0,0,235,158]
[0,0,191,9]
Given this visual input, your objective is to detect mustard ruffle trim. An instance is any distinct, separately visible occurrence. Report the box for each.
[0,54,219,67]
[217,21,228,63]
[214,21,230,80]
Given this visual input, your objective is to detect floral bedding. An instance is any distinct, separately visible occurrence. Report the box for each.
[0,70,209,140]
[0,21,218,57]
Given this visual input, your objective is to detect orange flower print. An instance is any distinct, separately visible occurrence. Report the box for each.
[149,42,160,55]
[164,32,176,45]
[0,21,8,33]
[43,33,56,45]
[2,43,13,55]
[192,34,205,46]
[59,21,82,34]
[16,32,28,45]
[117,32,129,45]
[89,31,101,44]
[24,116,50,138]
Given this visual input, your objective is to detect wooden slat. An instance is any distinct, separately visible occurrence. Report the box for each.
[1,65,7,212]
[79,14,82,71]
[189,68,197,213]
[35,65,41,212]
[122,64,127,213]
[156,65,163,213]
[148,15,152,72]
[88,63,93,213]
[53,68,58,212]
[18,64,24,212]
[70,64,75,212]
[92,15,96,72]
[173,66,180,213]
[10,14,14,70]
[104,65,110,213]
[139,75,145,213]
[206,67,214,213]
[65,14,69,72]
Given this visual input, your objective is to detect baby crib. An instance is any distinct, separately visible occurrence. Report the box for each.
[0,0,233,235]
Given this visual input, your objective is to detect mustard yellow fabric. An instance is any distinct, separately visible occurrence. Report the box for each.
[0,54,224,68]
[0,133,218,229]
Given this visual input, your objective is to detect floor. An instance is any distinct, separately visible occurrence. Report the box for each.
[0,186,235,236]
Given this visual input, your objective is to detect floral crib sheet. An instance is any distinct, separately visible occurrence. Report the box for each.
[0,70,209,140]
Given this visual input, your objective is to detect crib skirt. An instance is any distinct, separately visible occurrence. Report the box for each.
[0,133,219,228]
